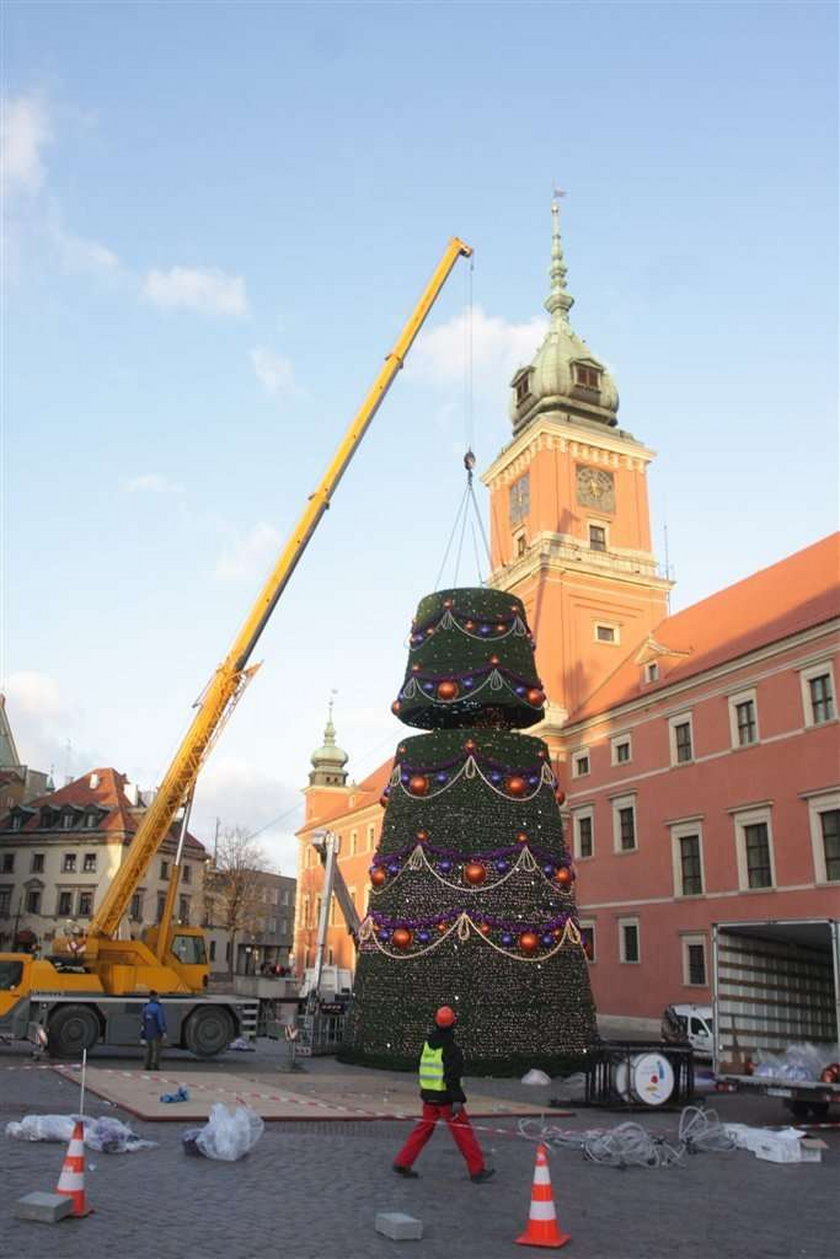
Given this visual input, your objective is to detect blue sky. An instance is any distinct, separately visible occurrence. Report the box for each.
[2,1,837,872]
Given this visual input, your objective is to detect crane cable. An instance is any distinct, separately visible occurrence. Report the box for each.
[433,257,492,588]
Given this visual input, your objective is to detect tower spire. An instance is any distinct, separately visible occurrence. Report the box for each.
[544,193,574,327]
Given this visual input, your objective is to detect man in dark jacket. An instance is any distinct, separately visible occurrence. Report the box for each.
[140,990,167,1071]
[393,1005,494,1182]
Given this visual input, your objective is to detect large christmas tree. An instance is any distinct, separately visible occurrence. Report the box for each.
[341,587,598,1074]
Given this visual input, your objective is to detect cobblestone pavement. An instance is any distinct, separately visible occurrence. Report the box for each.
[1,1041,838,1259]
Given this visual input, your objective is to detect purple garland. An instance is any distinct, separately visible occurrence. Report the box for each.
[371,840,573,877]
[399,662,543,696]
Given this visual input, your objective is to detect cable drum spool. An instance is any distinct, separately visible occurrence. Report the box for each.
[612,1053,675,1106]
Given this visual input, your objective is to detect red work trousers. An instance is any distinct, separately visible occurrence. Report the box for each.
[394,1102,485,1177]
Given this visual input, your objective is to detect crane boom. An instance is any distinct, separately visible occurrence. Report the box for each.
[90,237,473,939]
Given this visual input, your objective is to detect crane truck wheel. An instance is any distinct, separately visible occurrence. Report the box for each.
[183,1006,235,1058]
[47,1005,100,1058]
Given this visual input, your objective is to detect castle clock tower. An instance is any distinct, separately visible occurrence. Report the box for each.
[482,202,672,735]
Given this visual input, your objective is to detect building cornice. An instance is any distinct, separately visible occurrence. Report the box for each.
[481,414,657,487]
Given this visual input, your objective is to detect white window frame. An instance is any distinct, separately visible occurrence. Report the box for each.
[618,916,640,964]
[807,789,840,884]
[611,793,638,853]
[572,807,595,861]
[682,933,708,987]
[572,748,590,779]
[728,687,759,748]
[669,711,694,765]
[350,830,358,856]
[610,733,632,766]
[670,821,705,898]
[578,919,597,963]
[800,660,837,727]
[593,621,620,646]
[732,805,776,891]
[367,824,376,852]
[644,661,660,684]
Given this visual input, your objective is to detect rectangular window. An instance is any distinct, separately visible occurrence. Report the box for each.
[595,624,616,643]
[160,860,169,880]
[644,661,659,684]
[31,853,44,873]
[61,813,74,830]
[83,853,97,873]
[611,735,631,766]
[575,364,601,389]
[62,853,76,873]
[209,940,216,962]
[579,923,596,962]
[367,825,376,852]
[2,853,15,873]
[735,699,757,746]
[572,751,590,778]
[589,524,607,552]
[575,813,594,860]
[26,890,41,914]
[671,717,693,764]
[130,892,143,921]
[809,673,835,724]
[619,919,640,963]
[58,890,73,916]
[182,864,191,884]
[606,791,639,855]
[509,474,530,525]
[678,834,703,896]
[178,896,189,923]
[683,937,707,986]
[820,809,840,881]
[350,830,358,856]
[157,893,167,919]
[77,891,93,917]
[744,822,772,889]
[0,888,11,916]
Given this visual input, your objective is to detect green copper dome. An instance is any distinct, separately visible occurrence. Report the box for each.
[510,200,619,435]
[309,699,348,786]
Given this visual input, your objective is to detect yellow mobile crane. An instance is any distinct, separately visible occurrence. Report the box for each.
[0,238,472,1059]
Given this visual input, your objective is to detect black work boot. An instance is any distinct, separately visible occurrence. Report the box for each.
[393,1164,419,1178]
[470,1168,496,1183]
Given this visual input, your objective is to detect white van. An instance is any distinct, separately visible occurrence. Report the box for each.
[662,1004,714,1058]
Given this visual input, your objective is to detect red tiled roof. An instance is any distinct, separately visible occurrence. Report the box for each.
[568,533,840,723]
[1,767,206,852]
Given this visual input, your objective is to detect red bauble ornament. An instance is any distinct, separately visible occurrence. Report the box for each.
[464,739,477,752]
[408,774,429,796]
[391,700,401,715]
[478,922,491,936]
[489,655,500,666]
[552,928,563,940]
[416,830,429,842]
[392,928,413,950]
[425,627,435,637]
[555,789,566,805]
[516,831,528,843]
[465,861,487,886]
[465,620,476,630]
[379,794,389,808]
[443,599,454,609]
[519,931,539,953]
[506,775,527,797]
[437,921,448,933]
[526,688,546,706]
[495,622,507,633]
[555,867,574,888]
[370,867,387,887]
[437,680,459,701]
[411,664,421,673]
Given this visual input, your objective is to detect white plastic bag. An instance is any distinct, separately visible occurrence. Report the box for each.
[190,1103,264,1161]
[521,1069,551,1086]
[5,1113,155,1152]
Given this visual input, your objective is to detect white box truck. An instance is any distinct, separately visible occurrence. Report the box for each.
[713,919,840,1120]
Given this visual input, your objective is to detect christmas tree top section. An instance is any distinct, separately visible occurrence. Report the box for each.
[392,587,545,730]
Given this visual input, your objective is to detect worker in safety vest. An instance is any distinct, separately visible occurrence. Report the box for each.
[393,1005,494,1182]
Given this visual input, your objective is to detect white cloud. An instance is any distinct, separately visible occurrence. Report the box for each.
[192,754,301,874]
[4,671,64,721]
[142,266,249,317]
[1,94,51,196]
[48,215,120,273]
[121,473,184,494]
[214,522,282,581]
[250,346,299,399]
[409,304,547,396]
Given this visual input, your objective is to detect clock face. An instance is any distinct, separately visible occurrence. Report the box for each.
[576,465,615,512]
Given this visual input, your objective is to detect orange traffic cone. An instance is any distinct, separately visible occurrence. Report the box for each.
[515,1143,569,1249]
[56,1120,93,1217]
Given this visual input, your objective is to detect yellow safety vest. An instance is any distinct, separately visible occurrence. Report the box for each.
[418,1042,445,1092]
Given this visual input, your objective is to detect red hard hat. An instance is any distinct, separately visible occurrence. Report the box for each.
[435,1005,457,1028]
